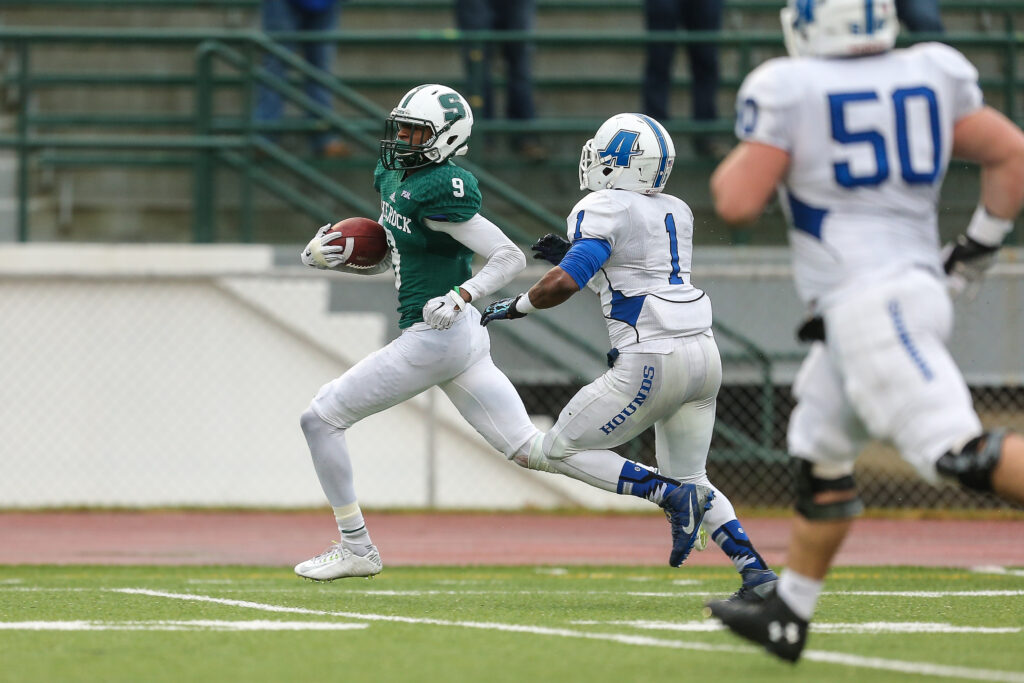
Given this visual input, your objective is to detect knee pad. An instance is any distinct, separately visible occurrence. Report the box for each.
[794,459,864,521]
[935,429,1006,492]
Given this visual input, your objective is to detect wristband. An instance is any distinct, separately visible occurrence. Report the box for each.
[448,287,467,309]
[514,292,538,314]
[966,205,1013,247]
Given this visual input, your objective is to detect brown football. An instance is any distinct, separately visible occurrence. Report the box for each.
[325,217,389,268]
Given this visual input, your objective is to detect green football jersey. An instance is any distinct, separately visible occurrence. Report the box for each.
[373,160,483,328]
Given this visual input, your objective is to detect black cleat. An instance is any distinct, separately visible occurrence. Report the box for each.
[660,484,715,567]
[728,568,779,603]
[706,586,808,662]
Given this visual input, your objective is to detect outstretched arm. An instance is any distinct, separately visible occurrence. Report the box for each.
[480,238,609,325]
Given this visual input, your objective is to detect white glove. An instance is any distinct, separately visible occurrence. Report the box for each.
[300,223,349,269]
[423,288,469,330]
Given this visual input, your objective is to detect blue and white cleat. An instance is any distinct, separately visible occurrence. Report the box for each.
[660,484,715,567]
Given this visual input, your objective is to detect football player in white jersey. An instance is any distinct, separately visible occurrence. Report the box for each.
[704,0,1024,662]
[481,113,779,591]
[295,86,722,580]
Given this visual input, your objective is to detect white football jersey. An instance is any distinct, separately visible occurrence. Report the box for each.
[735,42,984,307]
[565,188,713,348]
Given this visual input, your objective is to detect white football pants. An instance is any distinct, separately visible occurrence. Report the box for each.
[541,330,721,481]
[788,269,982,482]
[310,305,539,459]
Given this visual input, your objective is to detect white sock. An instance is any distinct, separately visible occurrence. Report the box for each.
[334,502,373,556]
[777,570,822,621]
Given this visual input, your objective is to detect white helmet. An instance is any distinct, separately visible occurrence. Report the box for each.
[380,84,473,170]
[781,0,899,58]
[579,113,675,195]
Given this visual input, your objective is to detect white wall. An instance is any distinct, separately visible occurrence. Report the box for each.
[0,244,645,510]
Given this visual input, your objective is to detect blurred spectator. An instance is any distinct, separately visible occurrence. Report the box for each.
[455,0,547,161]
[642,0,725,158]
[896,0,945,32]
[255,0,350,158]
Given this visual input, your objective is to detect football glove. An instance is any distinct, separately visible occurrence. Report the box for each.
[301,223,349,269]
[796,315,825,343]
[480,295,528,326]
[531,233,571,266]
[423,288,467,331]
[942,234,999,297]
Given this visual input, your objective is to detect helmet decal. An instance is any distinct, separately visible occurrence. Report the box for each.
[638,114,670,190]
[598,130,642,167]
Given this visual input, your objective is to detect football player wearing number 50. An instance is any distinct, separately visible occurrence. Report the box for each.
[481,113,778,599]
[704,0,1024,662]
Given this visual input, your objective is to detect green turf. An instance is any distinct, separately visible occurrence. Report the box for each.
[1,565,1022,683]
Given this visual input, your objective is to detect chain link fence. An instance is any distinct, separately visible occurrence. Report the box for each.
[1,246,1021,512]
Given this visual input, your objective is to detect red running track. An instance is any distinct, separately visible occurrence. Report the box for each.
[2,511,1022,568]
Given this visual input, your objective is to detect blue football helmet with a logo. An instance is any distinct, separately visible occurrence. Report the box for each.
[579,113,675,195]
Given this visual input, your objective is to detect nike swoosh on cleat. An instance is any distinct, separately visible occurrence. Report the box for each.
[680,497,696,535]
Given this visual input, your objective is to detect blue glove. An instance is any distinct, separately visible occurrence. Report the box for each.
[531,233,571,266]
[480,295,528,326]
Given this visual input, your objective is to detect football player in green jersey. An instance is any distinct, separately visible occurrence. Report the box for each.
[295,84,540,580]
[295,84,719,581]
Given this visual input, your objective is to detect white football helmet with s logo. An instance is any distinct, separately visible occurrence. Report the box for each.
[579,113,675,195]
[781,0,899,58]
[380,84,474,170]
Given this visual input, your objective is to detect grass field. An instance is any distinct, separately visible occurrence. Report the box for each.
[1,564,1022,683]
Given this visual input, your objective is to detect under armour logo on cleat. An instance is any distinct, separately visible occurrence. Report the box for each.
[768,620,801,644]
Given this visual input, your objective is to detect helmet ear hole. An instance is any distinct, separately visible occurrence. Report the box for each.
[601,167,613,177]
[445,135,459,146]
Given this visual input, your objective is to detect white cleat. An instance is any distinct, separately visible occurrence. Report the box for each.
[294,543,382,581]
[694,526,709,552]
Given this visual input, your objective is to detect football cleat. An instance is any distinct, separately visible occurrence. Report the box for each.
[693,525,709,552]
[727,568,779,603]
[705,587,808,662]
[294,543,382,581]
[660,484,715,567]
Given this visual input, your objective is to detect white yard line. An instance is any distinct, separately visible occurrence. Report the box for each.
[112,588,1024,683]
[0,620,366,631]
[3,586,1024,599]
[572,620,1022,634]
[972,566,1024,578]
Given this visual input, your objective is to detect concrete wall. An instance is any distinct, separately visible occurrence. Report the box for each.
[2,244,1021,508]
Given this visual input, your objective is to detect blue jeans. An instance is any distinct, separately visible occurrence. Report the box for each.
[254,0,342,154]
[455,0,537,122]
[642,0,723,122]
[896,0,944,32]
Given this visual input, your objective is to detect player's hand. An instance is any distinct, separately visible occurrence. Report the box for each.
[301,223,348,269]
[531,233,571,266]
[480,295,528,326]
[423,289,467,330]
[942,234,999,297]
[796,315,825,343]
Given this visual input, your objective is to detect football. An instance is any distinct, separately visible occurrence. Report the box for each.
[326,217,389,268]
